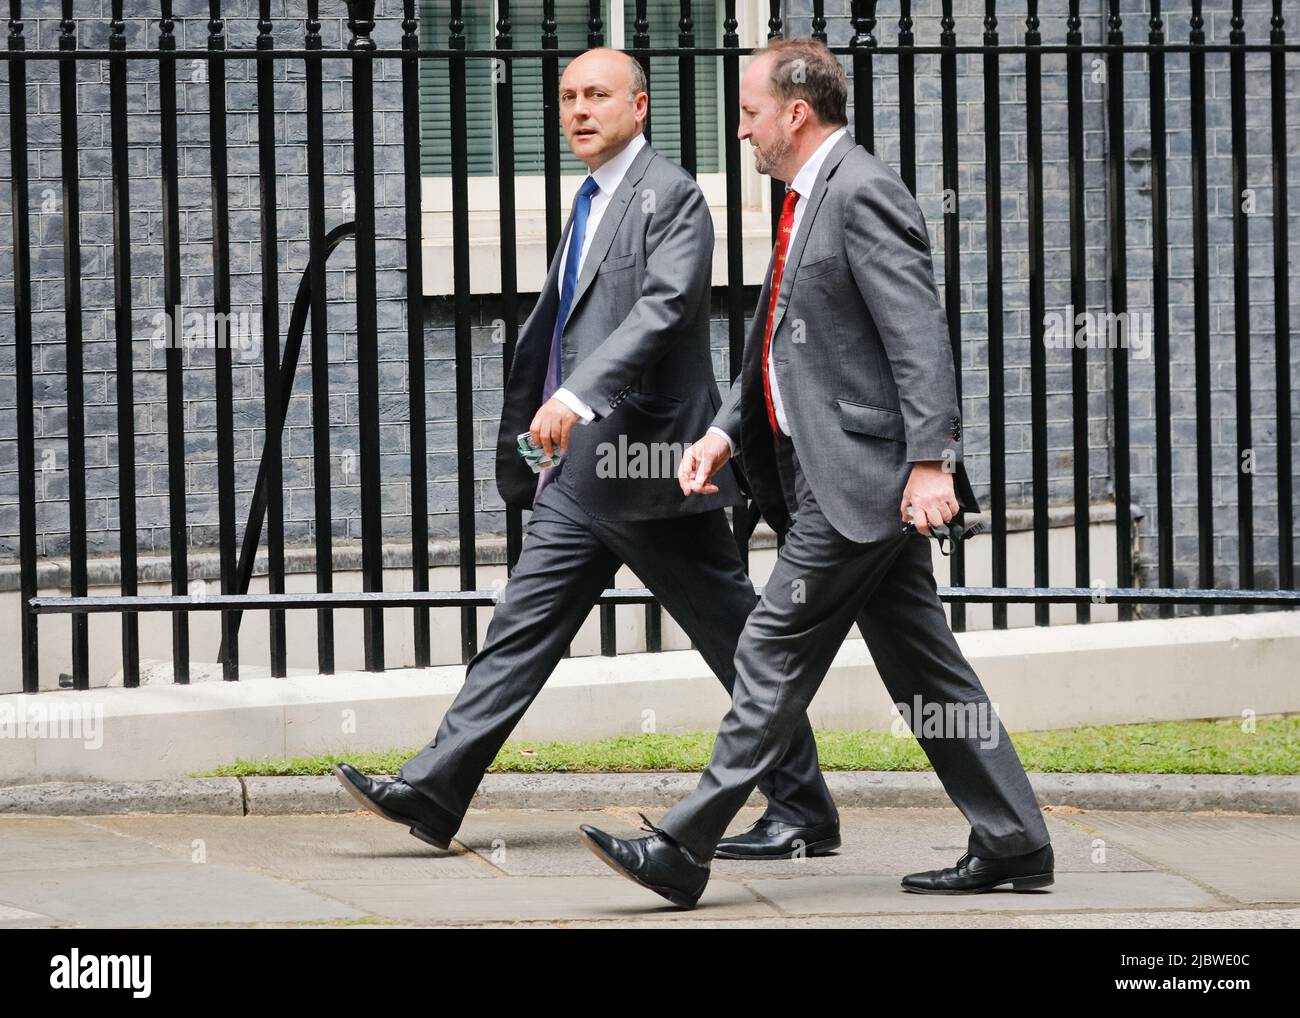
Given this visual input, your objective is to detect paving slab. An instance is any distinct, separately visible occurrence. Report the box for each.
[745,871,1223,916]
[1052,811,1300,905]
[0,816,184,872]
[452,807,648,876]
[432,908,1300,930]
[0,862,363,926]
[1011,908,1300,930]
[301,875,774,923]
[0,902,59,926]
[82,813,492,882]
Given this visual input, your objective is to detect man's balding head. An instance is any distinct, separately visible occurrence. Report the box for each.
[565,47,648,99]
[560,48,648,170]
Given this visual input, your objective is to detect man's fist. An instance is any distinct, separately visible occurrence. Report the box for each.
[529,397,581,458]
[901,461,960,535]
[677,432,732,496]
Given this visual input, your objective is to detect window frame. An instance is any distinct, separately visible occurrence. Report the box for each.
[419,0,773,296]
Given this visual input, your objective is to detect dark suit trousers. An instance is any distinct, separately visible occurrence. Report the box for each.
[656,436,1052,861]
[397,476,837,839]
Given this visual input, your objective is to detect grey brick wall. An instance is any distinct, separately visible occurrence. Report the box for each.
[0,0,1297,604]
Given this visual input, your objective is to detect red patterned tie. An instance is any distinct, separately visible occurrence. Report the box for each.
[762,186,800,442]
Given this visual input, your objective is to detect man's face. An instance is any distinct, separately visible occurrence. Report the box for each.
[560,51,646,169]
[738,55,793,180]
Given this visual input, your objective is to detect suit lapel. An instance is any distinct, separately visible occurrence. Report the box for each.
[741,244,777,368]
[511,214,566,354]
[544,211,574,305]
[738,258,772,430]
[503,197,576,413]
[769,132,855,337]
[564,140,657,320]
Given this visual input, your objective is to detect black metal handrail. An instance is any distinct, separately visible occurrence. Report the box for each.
[216,222,357,666]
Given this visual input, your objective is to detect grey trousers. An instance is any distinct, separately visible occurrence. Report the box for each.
[398,477,838,839]
[657,436,1052,861]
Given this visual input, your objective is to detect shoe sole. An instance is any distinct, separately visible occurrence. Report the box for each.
[331,764,452,851]
[901,872,1055,894]
[713,834,842,860]
[577,827,703,910]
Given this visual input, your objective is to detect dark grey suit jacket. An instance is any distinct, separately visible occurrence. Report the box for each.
[496,139,742,520]
[714,132,978,542]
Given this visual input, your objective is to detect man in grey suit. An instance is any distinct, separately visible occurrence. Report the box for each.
[333,47,839,857]
[578,39,1054,908]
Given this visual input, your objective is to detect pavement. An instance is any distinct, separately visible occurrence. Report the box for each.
[1,800,1298,928]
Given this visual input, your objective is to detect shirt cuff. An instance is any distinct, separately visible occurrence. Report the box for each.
[554,387,595,423]
[707,426,736,456]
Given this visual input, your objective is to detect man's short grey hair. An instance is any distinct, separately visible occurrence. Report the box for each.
[625,53,648,100]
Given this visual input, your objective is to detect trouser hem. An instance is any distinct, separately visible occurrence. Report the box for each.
[396,765,469,838]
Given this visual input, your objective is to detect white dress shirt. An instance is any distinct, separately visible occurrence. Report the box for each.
[551,131,648,423]
[708,126,849,454]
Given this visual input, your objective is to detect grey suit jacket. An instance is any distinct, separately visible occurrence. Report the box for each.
[496,139,741,520]
[714,132,978,543]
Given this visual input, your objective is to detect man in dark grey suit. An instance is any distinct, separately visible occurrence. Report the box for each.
[333,47,838,857]
[578,39,1054,908]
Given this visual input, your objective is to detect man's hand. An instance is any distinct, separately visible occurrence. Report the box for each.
[901,461,960,535]
[530,397,581,458]
[677,432,732,496]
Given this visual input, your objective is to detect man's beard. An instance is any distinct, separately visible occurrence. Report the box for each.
[753,132,792,176]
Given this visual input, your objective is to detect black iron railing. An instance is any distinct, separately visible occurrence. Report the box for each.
[3,1,1298,694]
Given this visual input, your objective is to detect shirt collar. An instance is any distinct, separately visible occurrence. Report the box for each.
[789,125,848,199]
[590,132,647,196]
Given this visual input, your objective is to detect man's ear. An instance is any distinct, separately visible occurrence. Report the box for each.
[788,98,812,133]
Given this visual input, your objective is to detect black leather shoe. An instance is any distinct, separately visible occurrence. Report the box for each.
[578,813,711,909]
[901,843,1054,894]
[332,762,454,850]
[714,817,841,859]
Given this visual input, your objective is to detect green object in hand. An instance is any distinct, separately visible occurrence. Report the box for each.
[517,431,564,472]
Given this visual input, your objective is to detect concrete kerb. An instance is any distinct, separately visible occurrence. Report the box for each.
[1,771,1297,818]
